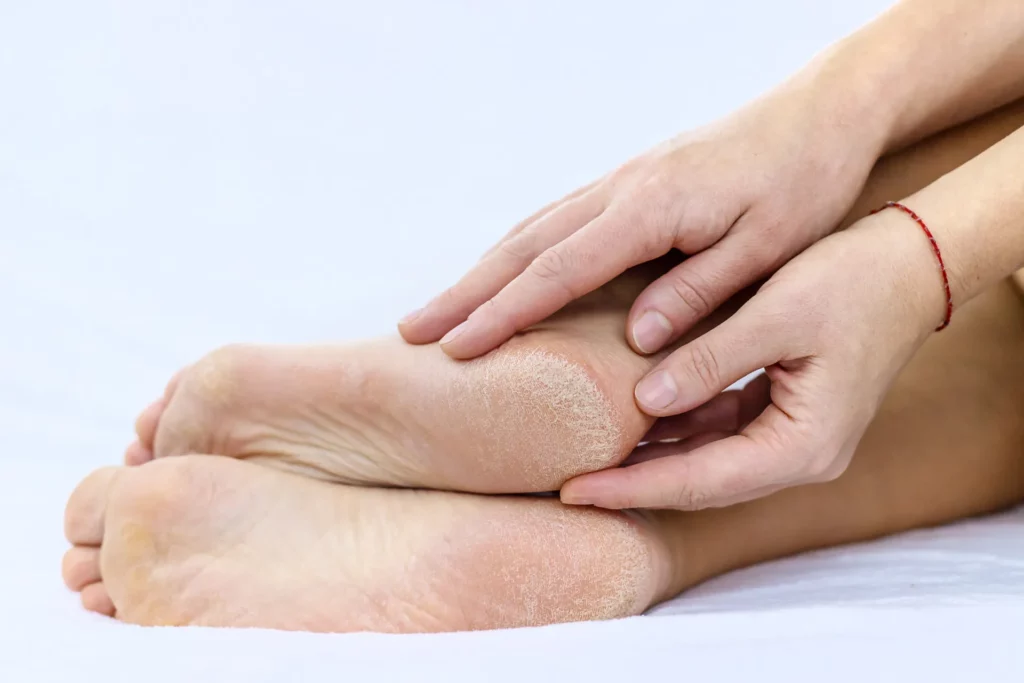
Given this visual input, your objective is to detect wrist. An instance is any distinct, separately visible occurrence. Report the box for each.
[853,210,951,340]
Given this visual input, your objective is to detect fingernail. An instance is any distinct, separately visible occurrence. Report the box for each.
[632,310,674,354]
[561,487,598,505]
[399,308,423,325]
[635,371,678,410]
[439,321,468,345]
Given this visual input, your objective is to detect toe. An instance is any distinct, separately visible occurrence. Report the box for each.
[124,440,153,466]
[134,399,165,451]
[134,367,187,450]
[163,367,185,401]
[65,467,120,546]
[62,547,101,591]
[80,582,115,616]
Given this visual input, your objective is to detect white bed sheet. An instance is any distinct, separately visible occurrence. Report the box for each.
[2,1,1022,679]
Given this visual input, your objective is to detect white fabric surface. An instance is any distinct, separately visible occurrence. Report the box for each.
[2,1,1022,680]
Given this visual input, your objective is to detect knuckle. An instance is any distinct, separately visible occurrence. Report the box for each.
[633,186,675,235]
[756,209,785,241]
[659,460,713,510]
[670,484,712,510]
[474,297,517,337]
[529,248,573,288]
[741,206,790,261]
[495,233,537,267]
[686,341,723,392]
[667,271,713,319]
[673,199,728,252]
[629,208,672,257]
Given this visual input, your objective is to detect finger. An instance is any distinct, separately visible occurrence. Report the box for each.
[625,431,731,465]
[641,392,746,443]
[634,303,786,417]
[398,189,606,344]
[627,230,774,355]
[640,376,769,442]
[440,203,673,359]
[479,179,602,260]
[638,374,770,444]
[561,404,804,510]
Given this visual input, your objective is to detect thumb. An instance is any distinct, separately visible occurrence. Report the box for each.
[627,227,779,355]
[561,404,805,510]
[634,300,788,418]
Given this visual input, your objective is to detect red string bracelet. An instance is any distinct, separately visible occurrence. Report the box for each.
[870,201,952,331]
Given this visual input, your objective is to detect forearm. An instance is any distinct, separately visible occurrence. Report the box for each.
[898,122,1024,313]
[793,0,1024,155]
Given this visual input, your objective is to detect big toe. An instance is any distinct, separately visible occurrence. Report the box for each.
[65,467,120,546]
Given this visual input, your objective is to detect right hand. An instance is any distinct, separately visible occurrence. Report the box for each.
[398,81,888,361]
[559,209,950,509]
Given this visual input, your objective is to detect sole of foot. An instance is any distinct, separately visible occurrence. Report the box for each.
[126,270,681,493]
[64,456,675,632]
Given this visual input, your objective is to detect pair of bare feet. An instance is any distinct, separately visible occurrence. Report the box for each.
[62,258,1024,632]
[62,265,692,631]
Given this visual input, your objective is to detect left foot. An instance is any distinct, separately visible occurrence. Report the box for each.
[63,456,677,632]
[126,262,724,494]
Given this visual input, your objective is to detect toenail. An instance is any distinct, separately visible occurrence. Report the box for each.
[632,310,674,354]
[635,371,678,411]
[439,321,468,345]
[399,308,423,325]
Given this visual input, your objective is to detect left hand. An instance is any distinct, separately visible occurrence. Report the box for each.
[559,210,948,510]
[397,82,884,359]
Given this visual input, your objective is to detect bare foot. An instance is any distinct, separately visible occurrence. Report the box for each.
[63,456,675,632]
[127,259,725,493]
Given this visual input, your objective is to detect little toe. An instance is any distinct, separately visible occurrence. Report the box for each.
[134,399,166,451]
[80,582,115,616]
[62,547,101,591]
[65,467,120,546]
[124,440,153,466]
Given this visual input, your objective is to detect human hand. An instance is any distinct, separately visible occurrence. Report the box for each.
[559,211,949,510]
[399,82,886,360]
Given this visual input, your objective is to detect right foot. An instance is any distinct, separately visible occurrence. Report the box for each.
[127,262,720,493]
[64,456,676,632]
